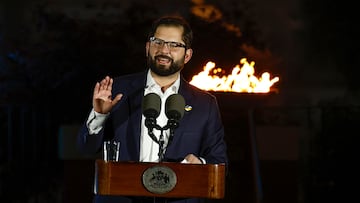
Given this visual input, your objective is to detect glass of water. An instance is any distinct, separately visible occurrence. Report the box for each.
[103,141,120,162]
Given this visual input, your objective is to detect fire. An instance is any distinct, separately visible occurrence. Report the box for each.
[189,58,279,93]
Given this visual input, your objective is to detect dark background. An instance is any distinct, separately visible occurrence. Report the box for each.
[0,0,358,203]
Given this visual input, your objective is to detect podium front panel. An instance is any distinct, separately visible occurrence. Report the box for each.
[94,160,225,199]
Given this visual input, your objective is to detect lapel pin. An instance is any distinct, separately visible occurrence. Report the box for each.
[184,105,192,112]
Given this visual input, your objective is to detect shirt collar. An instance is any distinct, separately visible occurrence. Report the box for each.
[145,69,180,94]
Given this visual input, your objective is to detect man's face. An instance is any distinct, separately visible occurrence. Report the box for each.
[146,26,192,76]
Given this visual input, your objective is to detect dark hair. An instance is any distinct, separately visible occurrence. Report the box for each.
[147,15,193,49]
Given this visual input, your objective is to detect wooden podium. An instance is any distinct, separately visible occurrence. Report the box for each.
[94,160,226,199]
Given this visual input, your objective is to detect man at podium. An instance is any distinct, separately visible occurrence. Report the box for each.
[77,14,228,203]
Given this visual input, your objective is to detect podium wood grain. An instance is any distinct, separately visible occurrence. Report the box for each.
[94,160,226,199]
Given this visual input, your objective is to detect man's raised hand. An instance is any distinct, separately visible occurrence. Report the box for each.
[93,76,122,114]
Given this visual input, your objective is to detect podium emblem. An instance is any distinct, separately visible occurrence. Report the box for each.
[142,165,177,194]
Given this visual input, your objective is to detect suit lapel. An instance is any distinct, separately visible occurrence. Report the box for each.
[165,77,194,154]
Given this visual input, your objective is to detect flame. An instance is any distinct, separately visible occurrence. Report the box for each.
[189,58,279,93]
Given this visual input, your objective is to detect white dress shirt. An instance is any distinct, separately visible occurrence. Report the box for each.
[140,71,180,162]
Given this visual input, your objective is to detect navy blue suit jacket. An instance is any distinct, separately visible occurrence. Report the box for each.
[77,71,228,203]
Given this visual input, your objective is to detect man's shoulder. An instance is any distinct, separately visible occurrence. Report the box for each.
[182,79,217,100]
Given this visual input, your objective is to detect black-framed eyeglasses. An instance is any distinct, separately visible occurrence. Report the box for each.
[149,37,186,50]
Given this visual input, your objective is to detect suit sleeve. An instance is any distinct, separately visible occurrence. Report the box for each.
[200,95,228,165]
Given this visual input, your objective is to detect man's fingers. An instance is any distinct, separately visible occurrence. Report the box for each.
[93,82,100,95]
[94,76,113,95]
[185,154,202,164]
[100,78,107,90]
[99,76,111,90]
[107,78,114,91]
[112,94,123,104]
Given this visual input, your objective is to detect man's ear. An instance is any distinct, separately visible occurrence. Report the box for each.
[184,48,193,64]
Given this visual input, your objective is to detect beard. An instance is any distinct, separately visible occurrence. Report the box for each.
[147,54,185,76]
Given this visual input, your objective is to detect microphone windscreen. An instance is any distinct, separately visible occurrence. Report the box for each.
[165,94,185,121]
[142,93,161,118]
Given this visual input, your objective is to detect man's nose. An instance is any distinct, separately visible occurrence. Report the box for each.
[159,42,171,53]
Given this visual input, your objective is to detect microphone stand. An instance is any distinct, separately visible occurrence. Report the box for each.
[145,118,178,162]
[164,118,178,146]
[158,129,165,162]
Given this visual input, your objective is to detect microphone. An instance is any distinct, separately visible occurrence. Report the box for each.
[142,92,161,119]
[165,94,185,146]
[165,93,185,123]
[142,92,162,146]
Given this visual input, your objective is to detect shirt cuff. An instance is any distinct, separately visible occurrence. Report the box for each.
[86,109,109,134]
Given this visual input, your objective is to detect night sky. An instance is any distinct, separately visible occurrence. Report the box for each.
[0,0,358,202]
[1,0,358,108]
